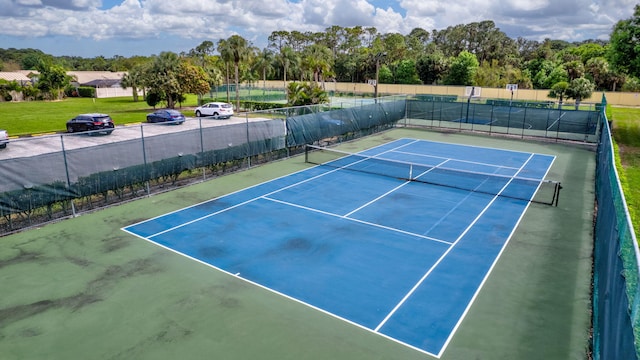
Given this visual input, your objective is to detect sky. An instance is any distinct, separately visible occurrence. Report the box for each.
[0,0,636,58]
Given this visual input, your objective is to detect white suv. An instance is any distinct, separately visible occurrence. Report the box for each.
[194,102,234,119]
[0,129,8,149]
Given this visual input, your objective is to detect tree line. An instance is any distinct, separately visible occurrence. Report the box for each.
[2,4,640,107]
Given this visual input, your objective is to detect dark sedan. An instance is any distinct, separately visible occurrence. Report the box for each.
[66,113,115,135]
[146,109,186,124]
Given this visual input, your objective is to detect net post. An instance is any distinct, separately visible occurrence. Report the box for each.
[305,144,310,163]
[554,182,562,207]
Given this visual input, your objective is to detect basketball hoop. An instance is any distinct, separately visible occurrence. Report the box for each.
[367,79,377,87]
[506,84,518,103]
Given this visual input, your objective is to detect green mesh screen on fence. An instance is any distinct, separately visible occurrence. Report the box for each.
[0,95,609,232]
[593,109,640,360]
[404,97,601,142]
[0,117,287,231]
[285,99,406,147]
[0,97,408,232]
[205,85,286,102]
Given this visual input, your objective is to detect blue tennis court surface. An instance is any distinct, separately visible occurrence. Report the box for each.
[122,138,555,357]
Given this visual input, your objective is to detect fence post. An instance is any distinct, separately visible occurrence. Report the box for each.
[199,117,206,181]
[246,112,251,168]
[60,135,77,217]
[140,125,150,196]
[521,106,527,138]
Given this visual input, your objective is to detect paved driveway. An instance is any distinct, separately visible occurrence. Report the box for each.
[0,116,267,160]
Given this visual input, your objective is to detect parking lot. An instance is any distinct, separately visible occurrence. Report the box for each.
[0,115,265,160]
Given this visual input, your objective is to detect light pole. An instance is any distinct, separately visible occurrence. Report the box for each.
[374,52,386,103]
[375,57,380,101]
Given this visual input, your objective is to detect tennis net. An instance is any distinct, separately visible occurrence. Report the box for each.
[304,144,561,206]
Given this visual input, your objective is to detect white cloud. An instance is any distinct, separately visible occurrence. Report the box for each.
[399,0,446,17]
[0,0,637,56]
[325,0,376,26]
[41,0,102,10]
[506,0,549,12]
[15,0,42,5]
[373,7,408,34]
[143,0,233,15]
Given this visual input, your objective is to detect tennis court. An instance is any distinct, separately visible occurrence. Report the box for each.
[123,138,556,357]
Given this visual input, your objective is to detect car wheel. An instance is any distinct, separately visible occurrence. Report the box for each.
[195,110,201,117]
[213,112,219,118]
[0,143,6,149]
[67,125,74,133]
[105,130,113,135]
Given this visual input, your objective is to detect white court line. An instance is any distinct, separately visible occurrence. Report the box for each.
[122,138,420,230]
[121,224,442,358]
[342,181,412,218]
[262,196,452,245]
[343,158,450,218]
[421,179,491,237]
[146,160,367,239]
[374,153,536,334]
[436,153,554,358]
[399,137,547,156]
[412,154,521,236]
[392,149,520,170]
[144,139,423,239]
[546,111,567,131]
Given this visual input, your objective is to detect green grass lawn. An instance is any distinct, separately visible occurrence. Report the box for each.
[609,106,640,236]
[0,95,200,136]
[0,90,288,137]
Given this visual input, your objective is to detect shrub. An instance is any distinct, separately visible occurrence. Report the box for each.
[77,87,96,98]
[65,86,95,98]
[145,91,163,108]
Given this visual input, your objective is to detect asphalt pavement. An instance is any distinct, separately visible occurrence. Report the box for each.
[0,115,262,160]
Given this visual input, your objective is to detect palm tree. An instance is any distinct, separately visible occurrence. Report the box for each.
[206,62,224,99]
[253,49,275,91]
[286,82,306,106]
[278,46,299,100]
[217,39,233,104]
[225,35,251,112]
[567,77,595,109]
[120,64,145,102]
[190,40,215,104]
[548,81,569,108]
[303,44,333,85]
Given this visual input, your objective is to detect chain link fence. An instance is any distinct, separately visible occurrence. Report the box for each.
[593,107,640,360]
[403,95,601,142]
[0,95,604,234]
